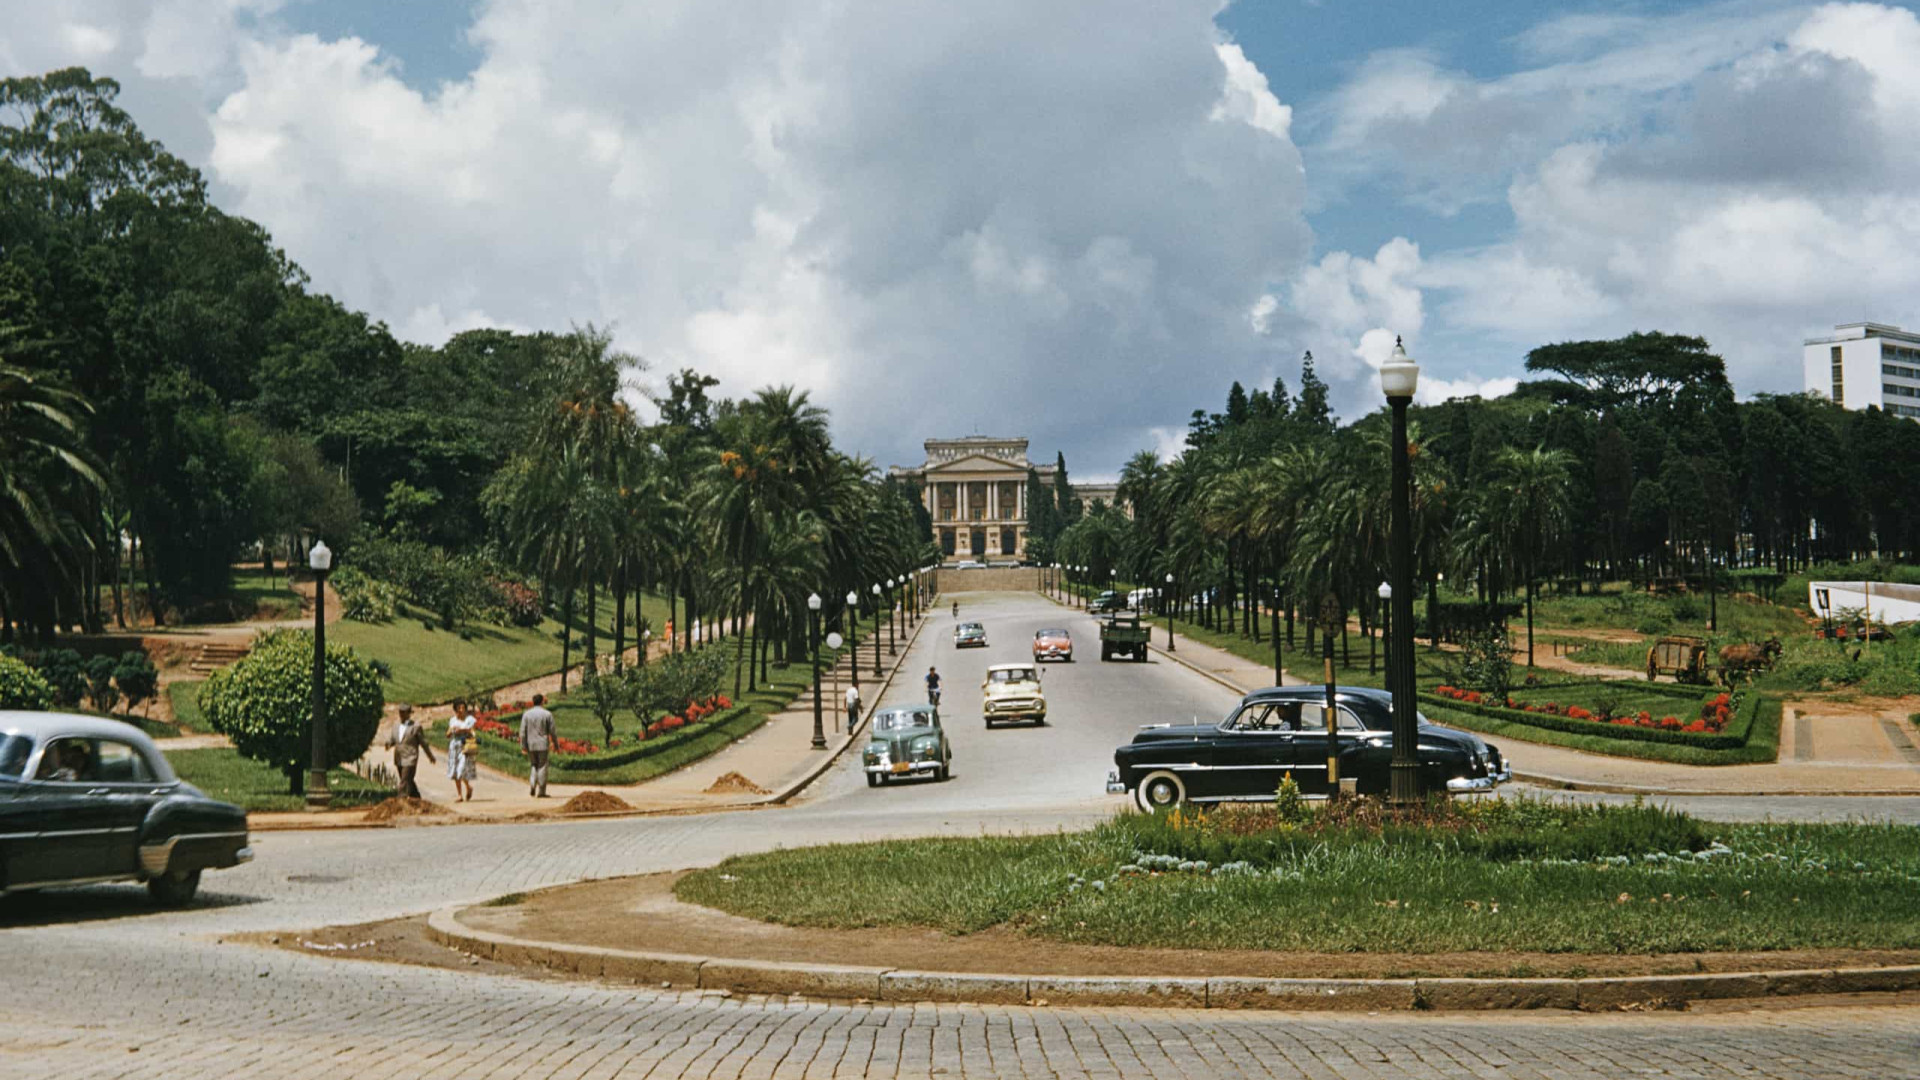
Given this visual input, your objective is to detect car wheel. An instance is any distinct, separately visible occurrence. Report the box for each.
[866,773,880,787]
[147,868,201,907]
[937,762,950,782]
[1135,771,1186,812]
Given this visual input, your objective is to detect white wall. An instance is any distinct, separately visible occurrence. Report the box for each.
[1808,581,1920,625]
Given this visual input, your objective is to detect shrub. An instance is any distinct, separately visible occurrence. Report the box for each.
[0,654,54,710]
[199,629,385,794]
[1457,626,1514,703]
[333,566,399,623]
[1670,593,1702,623]
[113,651,159,716]
[582,659,630,744]
[84,655,120,714]
[490,579,543,628]
[35,649,86,708]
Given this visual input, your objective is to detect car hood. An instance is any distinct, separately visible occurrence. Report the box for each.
[1416,724,1494,757]
[984,681,1041,698]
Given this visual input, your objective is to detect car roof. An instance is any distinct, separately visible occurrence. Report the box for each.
[987,662,1037,671]
[1240,685,1392,705]
[1035,628,1069,635]
[0,710,177,781]
[877,704,937,715]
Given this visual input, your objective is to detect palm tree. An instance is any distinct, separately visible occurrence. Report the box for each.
[1492,445,1575,667]
[0,328,106,639]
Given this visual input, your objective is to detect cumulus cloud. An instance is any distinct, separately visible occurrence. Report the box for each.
[4,0,1317,474]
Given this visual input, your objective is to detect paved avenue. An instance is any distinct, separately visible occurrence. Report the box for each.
[4,593,1919,1079]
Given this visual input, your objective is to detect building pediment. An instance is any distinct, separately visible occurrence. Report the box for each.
[923,452,1030,474]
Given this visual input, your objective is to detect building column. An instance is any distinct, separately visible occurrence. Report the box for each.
[987,481,998,521]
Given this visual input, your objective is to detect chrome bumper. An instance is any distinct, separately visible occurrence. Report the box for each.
[236,846,254,864]
[866,760,940,776]
[1105,770,1127,795]
[1446,766,1513,793]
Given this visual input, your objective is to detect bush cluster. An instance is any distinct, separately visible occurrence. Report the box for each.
[0,647,161,715]
[0,654,54,710]
[343,536,542,630]
[199,629,384,791]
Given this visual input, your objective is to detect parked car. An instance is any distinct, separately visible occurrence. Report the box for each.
[1106,686,1510,810]
[862,705,951,785]
[1126,587,1158,610]
[1088,590,1127,613]
[982,663,1047,727]
[0,712,252,905]
[954,622,988,648]
[1033,628,1074,662]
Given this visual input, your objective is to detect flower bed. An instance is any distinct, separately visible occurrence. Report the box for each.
[1433,686,1735,735]
[1422,686,1764,750]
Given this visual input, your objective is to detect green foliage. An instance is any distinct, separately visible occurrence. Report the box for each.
[332,565,399,623]
[1272,772,1307,825]
[163,747,387,812]
[83,654,119,714]
[113,651,159,715]
[624,646,730,730]
[0,654,54,709]
[1456,625,1514,701]
[35,649,86,708]
[198,628,384,791]
[580,660,629,744]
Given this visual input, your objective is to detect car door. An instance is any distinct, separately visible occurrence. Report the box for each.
[1290,703,1372,795]
[1207,703,1295,799]
[13,737,126,886]
[89,739,166,879]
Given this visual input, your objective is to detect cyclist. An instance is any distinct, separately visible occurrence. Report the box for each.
[952,600,959,619]
[925,666,942,706]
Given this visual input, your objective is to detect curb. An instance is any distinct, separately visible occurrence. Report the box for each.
[764,612,932,805]
[1510,769,1920,798]
[425,902,1920,1012]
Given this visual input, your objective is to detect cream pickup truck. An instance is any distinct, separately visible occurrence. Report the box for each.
[982,663,1046,728]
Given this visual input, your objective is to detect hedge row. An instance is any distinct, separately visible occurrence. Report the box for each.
[556,705,751,771]
[1418,688,1762,750]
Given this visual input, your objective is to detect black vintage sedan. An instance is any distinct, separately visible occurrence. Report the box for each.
[1106,686,1511,811]
[1,712,252,905]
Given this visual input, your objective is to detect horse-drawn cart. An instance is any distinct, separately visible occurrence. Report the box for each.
[1646,635,1711,684]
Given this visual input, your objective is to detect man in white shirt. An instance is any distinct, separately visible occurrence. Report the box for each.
[843,683,861,733]
[519,694,556,798]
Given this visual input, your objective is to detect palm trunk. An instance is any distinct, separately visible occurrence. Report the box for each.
[561,586,576,692]
[613,559,627,672]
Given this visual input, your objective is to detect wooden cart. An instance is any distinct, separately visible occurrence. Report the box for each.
[1645,635,1711,684]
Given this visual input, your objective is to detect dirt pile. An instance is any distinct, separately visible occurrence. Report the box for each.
[361,797,450,822]
[704,771,771,795]
[559,790,633,814]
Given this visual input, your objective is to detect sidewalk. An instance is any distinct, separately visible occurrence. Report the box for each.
[1111,598,1920,797]
[253,614,933,827]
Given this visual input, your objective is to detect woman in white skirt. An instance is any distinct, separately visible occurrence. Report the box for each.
[446,701,478,802]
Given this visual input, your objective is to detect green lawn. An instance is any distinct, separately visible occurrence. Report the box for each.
[331,591,672,705]
[448,642,852,786]
[164,746,389,812]
[677,801,1920,958]
[167,680,206,731]
[228,566,304,620]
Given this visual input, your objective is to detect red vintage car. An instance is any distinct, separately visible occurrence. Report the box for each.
[1033,628,1074,663]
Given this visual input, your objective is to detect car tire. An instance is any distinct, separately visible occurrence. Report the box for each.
[937,762,950,782]
[147,868,201,907]
[866,773,880,787]
[1135,771,1186,812]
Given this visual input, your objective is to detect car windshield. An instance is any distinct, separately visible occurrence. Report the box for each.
[0,733,31,778]
[958,623,982,634]
[876,710,934,731]
[1036,629,1068,639]
[989,668,1035,684]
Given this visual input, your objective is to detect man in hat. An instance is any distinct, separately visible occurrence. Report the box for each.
[384,704,434,799]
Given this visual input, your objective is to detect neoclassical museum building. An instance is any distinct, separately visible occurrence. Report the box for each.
[890,436,1128,562]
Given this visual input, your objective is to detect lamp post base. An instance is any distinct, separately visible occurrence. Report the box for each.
[305,770,334,811]
[810,736,828,750]
[1388,760,1422,806]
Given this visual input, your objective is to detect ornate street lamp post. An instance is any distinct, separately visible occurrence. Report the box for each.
[1382,337,1422,805]
[1164,572,1176,651]
[846,590,861,691]
[305,540,333,811]
[871,583,884,677]
[808,593,826,750]
[886,578,898,655]
[1376,581,1392,678]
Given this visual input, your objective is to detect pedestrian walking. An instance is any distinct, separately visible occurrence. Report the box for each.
[520,693,556,798]
[843,682,862,733]
[384,704,434,799]
[446,700,477,803]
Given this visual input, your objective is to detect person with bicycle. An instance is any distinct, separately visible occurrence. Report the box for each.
[952,600,959,619]
[925,665,942,706]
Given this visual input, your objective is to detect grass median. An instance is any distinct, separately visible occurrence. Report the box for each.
[677,798,1920,956]
[165,747,389,812]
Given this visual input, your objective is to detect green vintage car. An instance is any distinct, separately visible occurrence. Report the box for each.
[863,705,952,785]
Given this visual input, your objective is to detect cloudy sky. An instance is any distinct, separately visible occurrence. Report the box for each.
[7,1,1920,477]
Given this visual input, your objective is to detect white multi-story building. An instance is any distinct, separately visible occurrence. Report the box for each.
[1803,322,1920,421]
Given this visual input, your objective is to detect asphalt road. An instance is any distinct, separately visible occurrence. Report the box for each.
[3,591,1919,1078]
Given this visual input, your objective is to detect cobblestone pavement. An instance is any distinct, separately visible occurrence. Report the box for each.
[5,592,1919,1078]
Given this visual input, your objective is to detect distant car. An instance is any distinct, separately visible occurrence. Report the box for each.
[982,663,1047,727]
[954,622,988,648]
[0,712,252,905]
[1106,686,1511,810]
[863,705,951,785]
[1088,590,1127,613]
[1033,628,1074,662]
[1126,587,1157,610]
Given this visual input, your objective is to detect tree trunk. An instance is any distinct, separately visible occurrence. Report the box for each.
[560,587,576,691]
[614,559,627,672]
[586,575,598,670]
[735,594,749,697]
